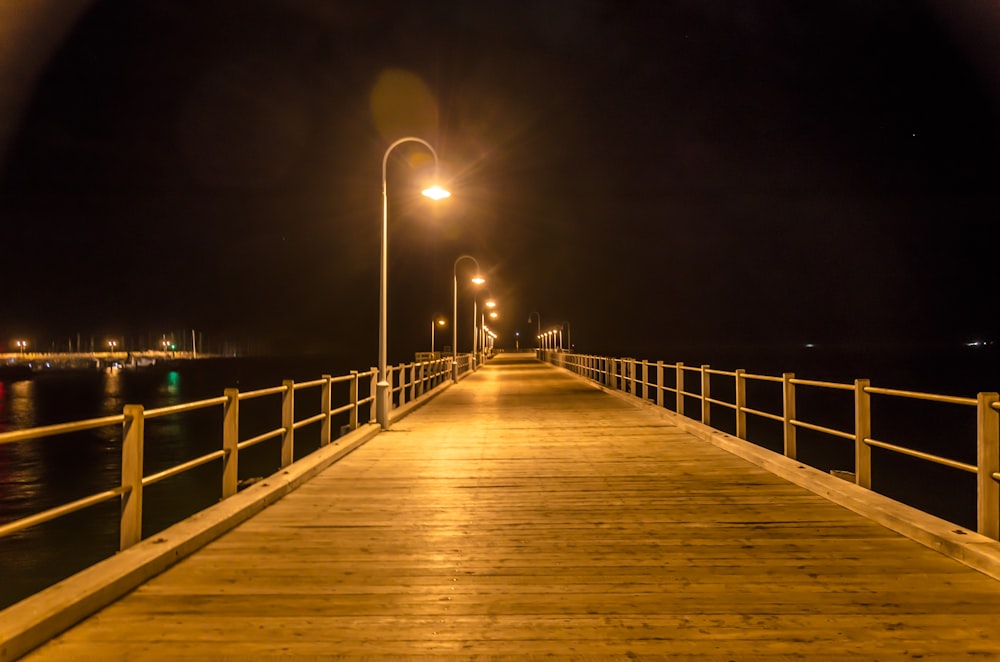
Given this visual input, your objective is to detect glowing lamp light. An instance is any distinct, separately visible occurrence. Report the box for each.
[421,185,451,200]
[471,276,485,285]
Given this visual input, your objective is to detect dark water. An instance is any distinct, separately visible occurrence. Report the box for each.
[2,345,999,610]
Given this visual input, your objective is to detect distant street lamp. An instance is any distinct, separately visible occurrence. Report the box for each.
[431,317,446,353]
[108,340,118,352]
[15,340,26,355]
[528,312,541,349]
[453,255,484,382]
[480,299,497,366]
[377,137,450,429]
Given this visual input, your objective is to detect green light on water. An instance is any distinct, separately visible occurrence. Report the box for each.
[166,370,180,396]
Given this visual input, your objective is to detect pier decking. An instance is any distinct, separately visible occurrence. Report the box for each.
[20,354,1000,659]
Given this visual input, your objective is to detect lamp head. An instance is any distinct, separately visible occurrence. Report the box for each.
[421,185,451,200]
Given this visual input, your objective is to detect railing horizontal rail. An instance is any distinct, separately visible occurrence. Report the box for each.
[293,412,327,430]
[0,414,124,445]
[0,486,127,538]
[741,406,784,423]
[865,386,976,406]
[865,437,977,474]
[145,396,228,419]
[238,385,288,401]
[293,378,327,390]
[790,378,854,391]
[238,427,285,451]
[743,373,784,383]
[706,397,736,411]
[143,450,226,487]
[791,418,855,441]
[330,402,354,417]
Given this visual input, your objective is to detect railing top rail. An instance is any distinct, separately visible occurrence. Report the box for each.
[742,373,784,383]
[145,396,229,419]
[238,385,288,401]
[790,377,855,391]
[293,378,327,390]
[864,386,976,406]
[0,414,125,445]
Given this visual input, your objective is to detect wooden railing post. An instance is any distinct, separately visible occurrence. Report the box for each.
[349,370,359,430]
[641,360,649,401]
[656,361,664,408]
[320,375,332,446]
[735,369,746,439]
[223,388,239,498]
[676,362,684,416]
[700,365,710,426]
[783,373,797,459]
[120,404,145,551]
[409,364,417,402]
[855,379,872,489]
[417,362,426,397]
[281,380,294,468]
[977,392,999,540]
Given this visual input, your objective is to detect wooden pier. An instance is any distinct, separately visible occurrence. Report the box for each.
[17,354,1000,659]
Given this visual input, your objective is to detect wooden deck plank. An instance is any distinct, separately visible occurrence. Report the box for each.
[22,354,1000,659]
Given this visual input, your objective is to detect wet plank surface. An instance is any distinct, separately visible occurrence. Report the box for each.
[24,354,1000,659]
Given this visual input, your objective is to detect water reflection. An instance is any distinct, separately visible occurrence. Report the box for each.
[9,380,37,430]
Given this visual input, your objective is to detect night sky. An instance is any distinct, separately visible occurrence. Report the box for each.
[1,0,999,362]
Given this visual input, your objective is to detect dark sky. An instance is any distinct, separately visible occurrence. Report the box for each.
[1,0,999,360]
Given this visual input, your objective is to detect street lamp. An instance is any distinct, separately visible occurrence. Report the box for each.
[480,299,497,366]
[431,317,446,354]
[377,137,450,430]
[15,340,26,355]
[560,321,571,352]
[528,312,541,349]
[453,255,484,382]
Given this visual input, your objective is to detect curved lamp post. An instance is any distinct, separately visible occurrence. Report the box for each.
[452,255,484,382]
[431,317,446,353]
[378,137,450,429]
[528,312,541,350]
[480,298,496,367]
[560,321,571,352]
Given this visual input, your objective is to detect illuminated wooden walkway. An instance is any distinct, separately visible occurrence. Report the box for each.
[23,354,1000,659]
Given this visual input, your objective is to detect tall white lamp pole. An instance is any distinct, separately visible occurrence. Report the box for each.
[378,137,450,429]
[453,255,484,382]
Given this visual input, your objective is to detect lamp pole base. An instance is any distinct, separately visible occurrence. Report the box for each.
[375,381,390,430]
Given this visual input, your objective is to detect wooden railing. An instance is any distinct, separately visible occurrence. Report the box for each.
[547,351,1000,541]
[0,355,466,552]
